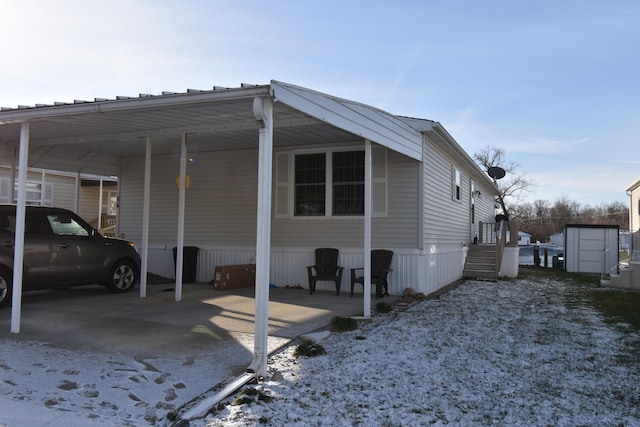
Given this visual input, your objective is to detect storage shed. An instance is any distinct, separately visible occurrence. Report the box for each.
[563,224,619,275]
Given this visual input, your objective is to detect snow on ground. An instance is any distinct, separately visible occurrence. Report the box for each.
[0,333,260,426]
[194,276,640,427]
[1,275,639,426]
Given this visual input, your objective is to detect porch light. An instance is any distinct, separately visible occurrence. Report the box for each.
[176,174,192,190]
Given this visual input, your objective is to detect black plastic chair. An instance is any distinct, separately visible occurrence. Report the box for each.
[350,250,393,298]
[307,248,344,295]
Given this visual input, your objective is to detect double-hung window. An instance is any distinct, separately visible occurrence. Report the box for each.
[294,153,327,216]
[332,150,365,216]
[276,147,386,218]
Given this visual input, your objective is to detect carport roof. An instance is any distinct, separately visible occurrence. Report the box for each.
[0,80,423,176]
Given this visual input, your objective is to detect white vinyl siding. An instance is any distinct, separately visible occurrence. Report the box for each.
[630,185,640,261]
[117,145,418,251]
[423,141,471,245]
[118,149,259,247]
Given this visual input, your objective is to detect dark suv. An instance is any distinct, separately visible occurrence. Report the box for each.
[0,205,140,308]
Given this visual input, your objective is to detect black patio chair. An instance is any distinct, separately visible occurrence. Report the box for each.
[307,248,344,295]
[350,249,393,298]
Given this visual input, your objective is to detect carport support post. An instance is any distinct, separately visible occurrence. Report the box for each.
[249,96,273,378]
[11,122,30,333]
[363,139,372,318]
[140,137,152,298]
[175,133,188,302]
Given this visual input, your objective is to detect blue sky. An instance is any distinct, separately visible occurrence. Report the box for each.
[1,0,638,206]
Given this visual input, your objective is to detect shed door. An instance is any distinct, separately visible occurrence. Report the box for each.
[565,226,618,274]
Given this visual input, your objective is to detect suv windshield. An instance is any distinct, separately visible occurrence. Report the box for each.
[46,213,90,236]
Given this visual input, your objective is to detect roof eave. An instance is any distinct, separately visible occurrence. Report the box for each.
[270,80,423,161]
[0,85,272,125]
[626,177,640,193]
[424,122,499,195]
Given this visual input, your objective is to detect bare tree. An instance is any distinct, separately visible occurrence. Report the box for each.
[550,195,581,231]
[473,145,535,220]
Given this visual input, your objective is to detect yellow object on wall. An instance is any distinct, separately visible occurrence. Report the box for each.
[176,174,191,190]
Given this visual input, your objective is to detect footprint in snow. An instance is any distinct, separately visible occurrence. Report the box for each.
[134,355,161,373]
[58,380,79,391]
[154,372,170,384]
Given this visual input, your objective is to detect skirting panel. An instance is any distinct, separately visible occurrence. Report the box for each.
[146,245,468,297]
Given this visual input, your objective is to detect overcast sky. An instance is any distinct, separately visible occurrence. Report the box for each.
[1,0,638,207]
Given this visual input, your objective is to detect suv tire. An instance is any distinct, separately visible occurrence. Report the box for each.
[0,268,12,308]
[105,260,137,293]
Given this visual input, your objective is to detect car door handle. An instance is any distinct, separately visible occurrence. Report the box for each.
[57,243,70,249]
[0,240,14,248]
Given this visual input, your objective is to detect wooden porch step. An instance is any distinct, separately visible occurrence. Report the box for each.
[464,244,498,280]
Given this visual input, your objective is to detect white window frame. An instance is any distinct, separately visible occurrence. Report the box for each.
[452,166,461,202]
[0,177,53,206]
[274,146,388,219]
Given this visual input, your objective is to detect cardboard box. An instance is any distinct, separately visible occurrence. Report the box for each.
[212,264,256,290]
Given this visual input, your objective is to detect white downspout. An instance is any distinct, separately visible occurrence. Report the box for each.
[74,172,80,213]
[140,137,152,298]
[248,95,273,378]
[363,139,372,318]
[11,122,29,333]
[98,177,104,230]
[40,169,45,206]
[175,133,187,302]
[180,96,274,421]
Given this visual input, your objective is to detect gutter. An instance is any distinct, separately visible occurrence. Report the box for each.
[175,372,255,423]
[0,86,272,124]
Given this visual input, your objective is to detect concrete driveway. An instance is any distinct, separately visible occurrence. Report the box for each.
[0,281,366,362]
[0,282,370,426]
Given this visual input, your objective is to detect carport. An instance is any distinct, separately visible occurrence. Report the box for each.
[0,80,423,377]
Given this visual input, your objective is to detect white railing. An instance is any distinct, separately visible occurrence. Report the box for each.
[601,236,620,280]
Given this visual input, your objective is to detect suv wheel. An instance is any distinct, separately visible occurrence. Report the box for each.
[106,260,137,293]
[0,268,12,308]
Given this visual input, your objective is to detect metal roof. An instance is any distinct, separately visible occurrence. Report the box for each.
[0,81,424,176]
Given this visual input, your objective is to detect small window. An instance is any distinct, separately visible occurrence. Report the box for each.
[453,168,461,201]
[11,181,54,206]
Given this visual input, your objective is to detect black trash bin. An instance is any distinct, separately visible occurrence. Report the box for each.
[173,246,199,282]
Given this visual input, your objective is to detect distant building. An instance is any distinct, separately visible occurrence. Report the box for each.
[518,231,531,246]
[627,177,640,262]
[549,233,564,246]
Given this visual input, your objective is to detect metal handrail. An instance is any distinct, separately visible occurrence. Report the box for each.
[601,236,620,280]
[495,220,507,276]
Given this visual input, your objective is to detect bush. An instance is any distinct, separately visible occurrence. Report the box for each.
[329,316,358,332]
[375,301,393,313]
[293,339,326,357]
[231,387,272,406]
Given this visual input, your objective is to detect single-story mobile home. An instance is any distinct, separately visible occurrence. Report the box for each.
[0,80,502,295]
[628,177,640,263]
[0,80,504,374]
